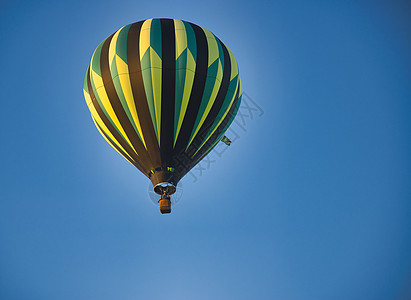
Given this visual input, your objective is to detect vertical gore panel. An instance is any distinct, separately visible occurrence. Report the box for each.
[160,19,175,166]
[86,68,142,167]
[186,28,223,149]
[173,21,197,145]
[127,21,161,170]
[99,34,151,171]
[192,86,241,164]
[114,25,147,147]
[172,22,208,157]
[185,38,231,156]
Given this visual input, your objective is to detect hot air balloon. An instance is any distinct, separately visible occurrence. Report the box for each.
[83,18,242,214]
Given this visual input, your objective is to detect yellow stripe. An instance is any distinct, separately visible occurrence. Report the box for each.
[116,55,147,149]
[140,19,162,146]
[174,49,196,145]
[186,31,222,148]
[91,68,104,89]
[193,78,240,156]
[108,28,121,71]
[227,46,239,81]
[91,70,138,156]
[195,129,223,163]
[92,117,136,164]
[87,101,131,158]
[83,89,92,106]
[187,61,223,148]
[186,45,196,72]
[202,27,219,67]
[139,19,152,61]
[173,19,189,146]
[150,48,162,145]
[217,56,223,83]
[174,19,187,58]
[88,46,101,85]
[174,19,186,31]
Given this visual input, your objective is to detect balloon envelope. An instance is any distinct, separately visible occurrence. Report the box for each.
[83,18,242,194]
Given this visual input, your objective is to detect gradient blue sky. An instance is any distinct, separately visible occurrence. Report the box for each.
[1,0,411,299]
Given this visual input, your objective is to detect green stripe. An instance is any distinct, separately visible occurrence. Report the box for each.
[116,25,130,64]
[86,67,138,164]
[83,66,90,92]
[187,58,220,143]
[215,35,224,70]
[150,19,162,60]
[89,46,130,145]
[201,74,239,144]
[140,48,158,138]
[108,26,144,143]
[139,20,163,143]
[174,48,188,137]
[91,39,106,76]
[183,21,196,62]
[194,94,241,164]
[111,61,145,143]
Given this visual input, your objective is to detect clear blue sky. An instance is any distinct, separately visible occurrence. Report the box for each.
[1,0,410,299]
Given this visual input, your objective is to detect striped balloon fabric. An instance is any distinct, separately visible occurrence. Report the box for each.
[83,18,242,191]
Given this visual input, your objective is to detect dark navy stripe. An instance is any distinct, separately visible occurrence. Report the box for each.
[191,85,241,163]
[94,118,147,176]
[173,22,209,158]
[127,21,161,170]
[160,19,176,167]
[100,33,151,171]
[86,67,144,170]
[185,39,232,157]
